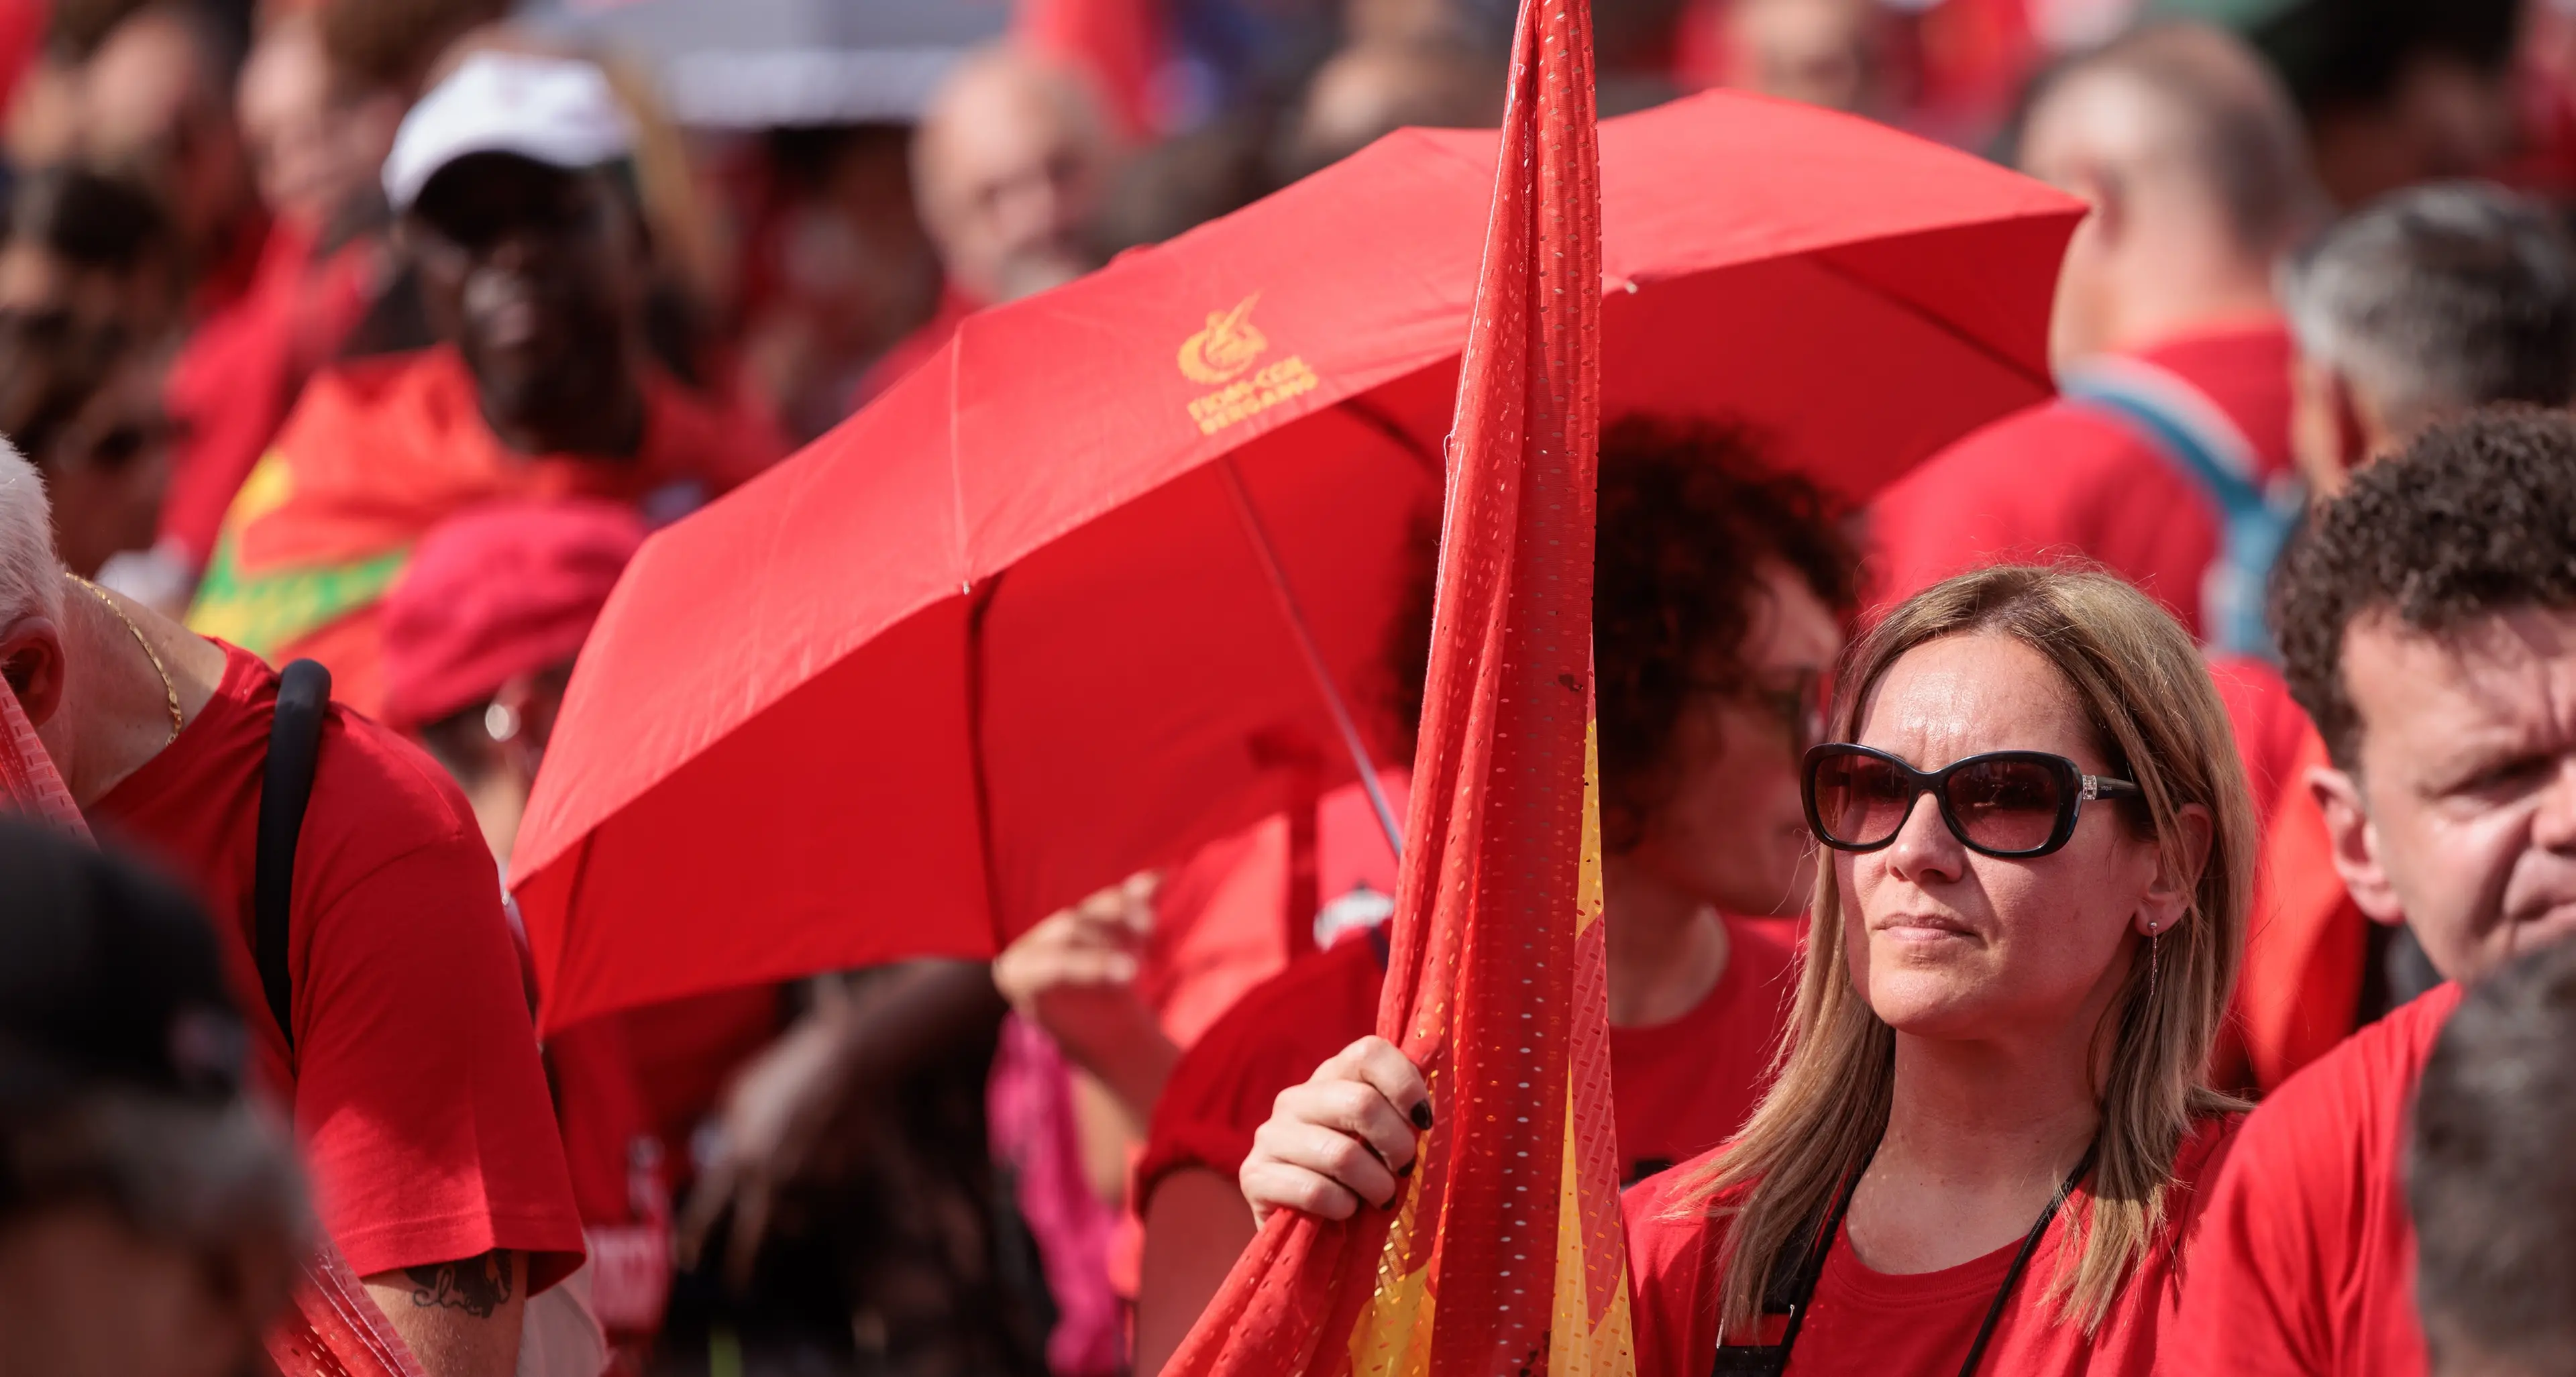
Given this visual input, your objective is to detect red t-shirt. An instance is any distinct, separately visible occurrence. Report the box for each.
[2169,983,2463,1377]
[2207,655,2311,835]
[1607,916,1803,1180]
[1866,323,2296,640]
[541,1011,673,1336]
[89,643,586,1288]
[1140,771,1410,1048]
[1134,913,1801,1207]
[1625,1115,2241,1377]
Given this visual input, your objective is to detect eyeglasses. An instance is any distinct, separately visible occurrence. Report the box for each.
[1703,667,1827,759]
[1752,667,1826,760]
[1801,743,2143,859]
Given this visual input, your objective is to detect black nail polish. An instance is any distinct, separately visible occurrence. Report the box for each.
[1409,1099,1434,1132]
[1397,1158,1414,1178]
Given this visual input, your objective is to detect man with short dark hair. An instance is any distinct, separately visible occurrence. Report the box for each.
[2173,406,2576,1376]
[2407,940,2576,1377]
[2283,181,2576,501]
[186,50,781,717]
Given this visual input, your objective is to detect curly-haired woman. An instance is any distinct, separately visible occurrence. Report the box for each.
[1126,418,1861,1374]
[1242,565,2253,1376]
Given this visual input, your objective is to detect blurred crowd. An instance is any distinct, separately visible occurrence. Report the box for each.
[0,0,2566,610]
[7,0,2576,1375]
[11,0,2576,610]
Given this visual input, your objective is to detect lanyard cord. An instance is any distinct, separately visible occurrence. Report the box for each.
[1953,1140,2099,1377]
[1763,1152,1863,1364]
[1713,1138,2100,1377]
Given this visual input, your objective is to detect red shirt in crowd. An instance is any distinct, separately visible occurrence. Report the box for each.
[1140,771,1409,1048]
[1866,321,2296,639]
[2204,655,2372,1096]
[1623,1115,2241,1377]
[2169,983,2464,1377]
[2208,655,2310,830]
[89,643,587,1288]
[1133,912,1801,1209]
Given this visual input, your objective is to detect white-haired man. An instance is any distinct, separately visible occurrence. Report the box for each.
[0,451,583,1376]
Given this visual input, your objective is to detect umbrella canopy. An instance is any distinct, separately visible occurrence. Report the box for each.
[513,89,2083,1032]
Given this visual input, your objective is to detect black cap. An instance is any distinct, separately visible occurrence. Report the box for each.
[0,821,245,1113]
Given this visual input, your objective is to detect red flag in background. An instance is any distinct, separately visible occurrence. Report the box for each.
[1162,0,1628,1369]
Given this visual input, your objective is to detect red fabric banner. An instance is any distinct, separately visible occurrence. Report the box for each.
[1160,0,1629,1368]
[0,685,85,838]
[264,1242,431,1377]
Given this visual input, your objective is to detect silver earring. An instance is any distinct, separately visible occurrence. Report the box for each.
[2149,924,2161,995]
[484,702,521,744]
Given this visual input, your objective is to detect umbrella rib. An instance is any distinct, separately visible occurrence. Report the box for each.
[1807,241,2057,393]
[947,318,971,584]
[1340,393,1446,484]
[963,573,1010,942]
[1216,455,1407,863]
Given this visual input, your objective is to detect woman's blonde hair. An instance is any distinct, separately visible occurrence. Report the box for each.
[1686,565,2253,1337]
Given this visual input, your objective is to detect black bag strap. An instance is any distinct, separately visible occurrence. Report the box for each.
[256,659,331,1056]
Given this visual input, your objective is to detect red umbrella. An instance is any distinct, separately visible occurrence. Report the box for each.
[512,89,2082,1032]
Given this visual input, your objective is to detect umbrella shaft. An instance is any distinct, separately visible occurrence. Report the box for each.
[1216,456,1406,864]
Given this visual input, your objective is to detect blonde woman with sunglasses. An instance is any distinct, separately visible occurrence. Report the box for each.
[1238,565,2252,1377]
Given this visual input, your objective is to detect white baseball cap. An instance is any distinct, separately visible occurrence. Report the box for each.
[382,51,638,214]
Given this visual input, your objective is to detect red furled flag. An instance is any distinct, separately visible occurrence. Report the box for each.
[0,685,86,837]
[264,1242,431,1377]
[1160,0,1627,1368]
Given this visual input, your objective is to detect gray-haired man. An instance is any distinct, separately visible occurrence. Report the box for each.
[2284,180,2576,501]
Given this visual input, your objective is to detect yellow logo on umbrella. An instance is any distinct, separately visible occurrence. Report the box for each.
[1178,295,1270,384]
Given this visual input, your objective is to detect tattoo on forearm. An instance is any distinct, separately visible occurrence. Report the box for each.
[403,1251,515,1319]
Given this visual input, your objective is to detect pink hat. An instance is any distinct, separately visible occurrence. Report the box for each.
[381,500,645,731]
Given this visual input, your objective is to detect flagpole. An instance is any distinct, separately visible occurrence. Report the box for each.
[1216,455,1407,863]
